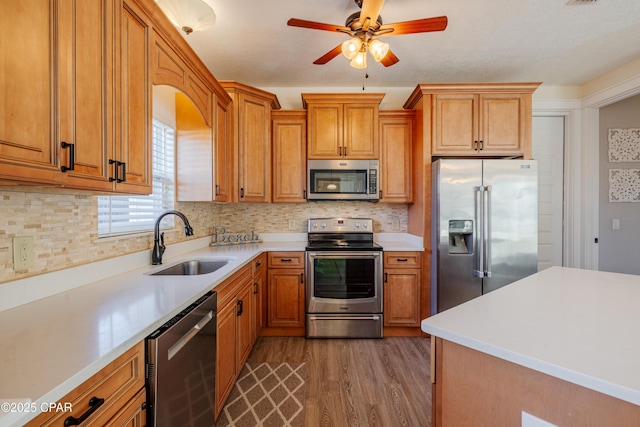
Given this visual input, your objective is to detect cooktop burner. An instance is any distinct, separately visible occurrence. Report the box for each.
[306,218,382,251]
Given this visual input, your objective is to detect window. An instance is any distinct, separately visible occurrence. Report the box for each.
[98,119,175,237]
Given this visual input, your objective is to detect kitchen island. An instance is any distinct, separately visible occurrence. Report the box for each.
[421,266,640,426]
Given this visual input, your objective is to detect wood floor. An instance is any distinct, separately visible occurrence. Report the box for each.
[247,336,432,427]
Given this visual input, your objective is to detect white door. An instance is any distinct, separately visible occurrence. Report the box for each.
[532,116,565,270]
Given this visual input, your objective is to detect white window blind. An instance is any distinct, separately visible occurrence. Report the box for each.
[98,119,175,237]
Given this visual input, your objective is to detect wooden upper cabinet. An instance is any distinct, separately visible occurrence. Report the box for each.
[379,111,414,203]
[115,0,152,194]
[214,96,233,202]
[303,93,384,159]
[0,0,152,193]
[0,1,59,184]
[404,83,540,159]
[221,81,280,203]
[272,111,307,203]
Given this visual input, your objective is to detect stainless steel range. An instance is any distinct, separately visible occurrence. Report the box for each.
[305,218,383,338]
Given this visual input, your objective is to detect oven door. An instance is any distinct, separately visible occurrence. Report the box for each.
[306,251,383,314]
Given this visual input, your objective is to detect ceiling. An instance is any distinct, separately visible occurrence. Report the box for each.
[173,0,640,90]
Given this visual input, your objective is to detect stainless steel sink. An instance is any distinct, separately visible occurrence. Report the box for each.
[151,259,231,276]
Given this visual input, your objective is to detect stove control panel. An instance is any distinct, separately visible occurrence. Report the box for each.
[308,218,373,233]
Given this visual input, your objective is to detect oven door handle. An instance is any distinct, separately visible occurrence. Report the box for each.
[308,315,381,321]
[167,310,214,361]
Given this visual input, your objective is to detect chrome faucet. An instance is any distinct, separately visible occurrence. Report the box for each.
[152,210,194,265]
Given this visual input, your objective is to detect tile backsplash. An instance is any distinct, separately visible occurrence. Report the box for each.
[0,188,407,284]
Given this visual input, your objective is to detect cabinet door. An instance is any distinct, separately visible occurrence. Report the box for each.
[272,112,307,203]
[57,0,113,190]
[479,93,527,156]
[384,269,422,326]
[215,96,233,202]
[115,0,151,194]
[268,270,305,328]
[344,104,378,159]
[236,281,254,372]
[432,93,478,156]
[238,94,270,202]
[215,299,238,418]
[0,1,59,183]
[307,103,342,158]
[379,112,412,202]
[101,389,147,427]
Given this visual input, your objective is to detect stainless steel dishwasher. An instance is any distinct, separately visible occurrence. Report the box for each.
[146,291,217,427]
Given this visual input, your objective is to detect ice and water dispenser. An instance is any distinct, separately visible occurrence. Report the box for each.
[448,220,473,254]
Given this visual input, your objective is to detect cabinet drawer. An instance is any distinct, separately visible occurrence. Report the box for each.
[26,342,144,427]
[268,252,305,269]
[215,263,252,308]
[384,252,422,268]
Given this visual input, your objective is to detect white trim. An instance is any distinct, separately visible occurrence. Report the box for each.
[582,74,640,109]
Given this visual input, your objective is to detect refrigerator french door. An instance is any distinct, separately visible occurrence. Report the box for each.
[432,159,538,313]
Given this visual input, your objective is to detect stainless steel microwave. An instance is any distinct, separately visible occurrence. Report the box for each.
[307,159,379,201]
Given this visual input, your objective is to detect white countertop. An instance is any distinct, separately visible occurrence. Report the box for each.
[0,238,305,427]
[421,266,640,407]
[0,231,422,426]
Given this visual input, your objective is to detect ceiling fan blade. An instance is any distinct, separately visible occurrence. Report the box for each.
[313,44,343,65]
[287,18,349,34]
[380,49,399,67]
[360,0,385,28]
[377,16,448,36]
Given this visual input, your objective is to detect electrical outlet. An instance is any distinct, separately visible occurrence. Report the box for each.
[392,218,400,231]
[13,236,34,270]
[288,219,297,230]
[612,219,620,230]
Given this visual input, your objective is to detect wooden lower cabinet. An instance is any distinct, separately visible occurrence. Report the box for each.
[432,338,640,426]
[251,253,267,343]
[214,263,257,419]
[261,252,305,337]
[383,252,423,335]
[25,342,145,427]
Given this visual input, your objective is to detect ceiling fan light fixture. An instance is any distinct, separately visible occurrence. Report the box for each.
[350,48,368,69]
[342,37,363,59]
[368,38,389,62]
[156,0,216,35]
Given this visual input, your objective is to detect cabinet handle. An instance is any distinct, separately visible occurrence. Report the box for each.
[109,159,118,182]
[60,142,75,172]
[479,140,484,151]
[384,272,388,283]
[64,396,104,426]
[215,184,221,196]
[343,146,347,156]
[118,162,126,183]
[255,260,262,267]
[396,258,408,262]
[303,189,307,199]
[474,140,478,151]
[237,299,243,316]
[280,258,292,262]
[240,187,245,198]
[379,190,383,199]
[339,146,342,156]
[253,282,258,294]
[300,273,304,283]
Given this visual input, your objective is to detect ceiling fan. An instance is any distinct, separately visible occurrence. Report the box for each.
[287,0,447,69]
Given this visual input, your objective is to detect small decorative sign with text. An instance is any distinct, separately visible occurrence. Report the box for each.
[210,226,262,246]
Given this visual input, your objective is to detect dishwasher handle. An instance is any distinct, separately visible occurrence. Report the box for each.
[167,310,214,361]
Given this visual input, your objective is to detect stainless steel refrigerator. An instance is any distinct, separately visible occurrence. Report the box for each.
[431,159,538,314]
